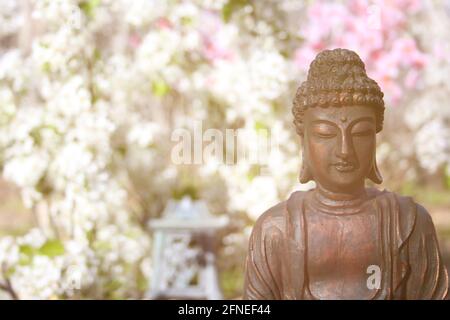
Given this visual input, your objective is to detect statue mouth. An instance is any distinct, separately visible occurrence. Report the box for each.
[333,162,356,172]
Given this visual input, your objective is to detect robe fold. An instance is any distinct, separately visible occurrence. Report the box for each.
[243,189,448,300]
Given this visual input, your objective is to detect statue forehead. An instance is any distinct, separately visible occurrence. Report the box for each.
[305,105,376,123]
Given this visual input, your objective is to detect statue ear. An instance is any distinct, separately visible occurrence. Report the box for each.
[367,159,383,184]
[299,146,313,183]
[299,161,313,183]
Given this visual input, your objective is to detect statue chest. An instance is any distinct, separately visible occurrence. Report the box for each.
[304,208,383,299]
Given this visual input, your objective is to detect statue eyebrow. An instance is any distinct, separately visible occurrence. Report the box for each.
[349,117,375,128]
[311,117,374,127]
[310,120,338,127]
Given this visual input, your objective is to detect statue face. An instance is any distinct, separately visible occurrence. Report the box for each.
[304,105,376,193]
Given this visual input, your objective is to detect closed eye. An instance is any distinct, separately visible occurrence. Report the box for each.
[311,121,338,139]
[314,132,337,139]
[352,130,373,137]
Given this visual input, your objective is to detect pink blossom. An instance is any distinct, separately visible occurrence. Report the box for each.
[202,36,235,62]
[380,5,406,32]
[199,11,222,35]
[294,0,427,106]
[155,17,172,29]
[349,0,370,15]
[392,37,427,68]
[379,76,403,105]
[389,0,422,13]
[198,12,236,62]
[294,47,318,70]
[405,69,420,89]
[432,43,450,63]
[128,34,141,49]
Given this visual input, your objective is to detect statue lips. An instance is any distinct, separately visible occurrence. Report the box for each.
[333,161,356,172]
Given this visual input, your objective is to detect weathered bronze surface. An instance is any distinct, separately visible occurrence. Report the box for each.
[243,48,448,300]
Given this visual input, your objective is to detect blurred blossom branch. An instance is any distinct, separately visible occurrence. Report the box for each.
[0,263,19,300]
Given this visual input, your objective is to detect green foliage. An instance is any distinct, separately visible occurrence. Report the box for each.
[400,182,450,207]
[151,79,171,97]
[247,165,261,182]
[42,62,51,73]
[254,120,268,132]
[172,184,200,200]
[30,125,61,147]
[222,0,249,22]
[19,244,34,265]
[104,279,123,299]
[79,0,101,18]
[18,240,65,265]
[4,266,16,278]
[93,48,102,62]
[136,269,148,292]
[19,244,34,256]
[36,175,53,196]
[445,168,450,189]
[254,120,269,139]
[220,266,244,299]
[39,239,65,257]
[29,127,42,146]
[181,16,193,26]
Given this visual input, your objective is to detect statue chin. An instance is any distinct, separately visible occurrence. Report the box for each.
[243,48,448,300]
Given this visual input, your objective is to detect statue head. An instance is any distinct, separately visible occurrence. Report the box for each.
[292,48,385,193]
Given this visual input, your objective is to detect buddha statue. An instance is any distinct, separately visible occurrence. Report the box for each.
[243,48,448,300]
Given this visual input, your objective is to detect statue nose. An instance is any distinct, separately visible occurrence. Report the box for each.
[336,135,352,160]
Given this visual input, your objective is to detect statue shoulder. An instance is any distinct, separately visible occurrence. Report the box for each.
[251,190,308,237]
[392,192,432,222]
[371,188,418,214]
[252,200,287,236]
[401,196,436,234]
[381,190,436,236]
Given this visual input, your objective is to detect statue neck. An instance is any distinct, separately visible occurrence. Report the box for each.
[310,184,369,215]
[316,183,366,201]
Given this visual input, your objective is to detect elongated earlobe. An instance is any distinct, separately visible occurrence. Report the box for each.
[367,160,383,184]
[299,148,313,183]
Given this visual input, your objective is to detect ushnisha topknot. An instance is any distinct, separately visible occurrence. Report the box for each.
[292,48,385,136]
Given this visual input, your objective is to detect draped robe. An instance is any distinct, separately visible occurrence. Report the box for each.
[243,189,448,299]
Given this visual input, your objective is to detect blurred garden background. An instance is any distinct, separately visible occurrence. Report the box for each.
[0,0,450,299]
